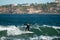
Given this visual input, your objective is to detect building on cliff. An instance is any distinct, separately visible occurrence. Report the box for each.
[55,0,60,3]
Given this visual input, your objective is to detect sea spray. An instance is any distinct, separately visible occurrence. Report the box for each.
[0,25,33,36]
[0,25,60,40]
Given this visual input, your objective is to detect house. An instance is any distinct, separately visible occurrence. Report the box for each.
[55,0,60,3]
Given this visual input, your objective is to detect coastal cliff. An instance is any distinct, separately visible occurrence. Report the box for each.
[0,2,60,14]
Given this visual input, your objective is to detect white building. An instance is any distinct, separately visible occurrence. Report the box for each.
[55,0,60,3]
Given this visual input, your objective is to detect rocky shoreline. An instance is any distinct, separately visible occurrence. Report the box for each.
[0,2,60,14]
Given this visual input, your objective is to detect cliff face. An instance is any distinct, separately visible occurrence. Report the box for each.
[0,2,60,14]
[0,6,43,14]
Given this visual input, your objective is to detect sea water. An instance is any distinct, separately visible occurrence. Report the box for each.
[0,13,60,40]
[0,14,60,26]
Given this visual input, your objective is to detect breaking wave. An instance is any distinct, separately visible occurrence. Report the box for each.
[0,25,33,36]
[0,24,60,40]
[0,35,60,40]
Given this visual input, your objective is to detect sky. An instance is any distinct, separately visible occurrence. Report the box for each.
[0,0,55,6]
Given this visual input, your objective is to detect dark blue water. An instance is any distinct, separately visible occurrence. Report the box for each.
[0,14,60,26]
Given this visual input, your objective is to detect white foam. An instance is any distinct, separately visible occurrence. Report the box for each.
[29,35,60,40]
[40,35,53,40]
[0,26,7,31]
[0,25,33,36]
[43,25,51,27]
[29,34,38,40]
[0,36,6,40]
[52,26,60,29]
[43,25,60,29]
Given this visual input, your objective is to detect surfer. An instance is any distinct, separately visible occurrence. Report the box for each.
[25,23,30,31]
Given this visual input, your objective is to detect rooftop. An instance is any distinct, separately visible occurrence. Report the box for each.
[55,0,60,3]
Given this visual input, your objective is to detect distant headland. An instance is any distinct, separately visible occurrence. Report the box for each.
[0,2,60,14]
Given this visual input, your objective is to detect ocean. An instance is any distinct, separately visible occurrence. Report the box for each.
[0,14,60,26]
[0,14,60,40]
